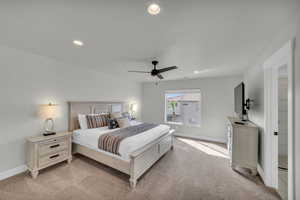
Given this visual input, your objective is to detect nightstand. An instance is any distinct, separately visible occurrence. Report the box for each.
[26,132,72,178]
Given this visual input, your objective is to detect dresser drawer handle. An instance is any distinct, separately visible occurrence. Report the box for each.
[50,144,60,149]
[50,154,59,159]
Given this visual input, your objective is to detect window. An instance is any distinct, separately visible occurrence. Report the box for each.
[165,89,201,127]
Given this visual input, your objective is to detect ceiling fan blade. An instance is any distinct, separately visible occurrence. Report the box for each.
[128,71,150,73]
[157,74,164,79]
[157,66,178,73]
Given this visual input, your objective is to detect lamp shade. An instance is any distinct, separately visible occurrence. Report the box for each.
[130,103,138,112]
[39,103,58,119]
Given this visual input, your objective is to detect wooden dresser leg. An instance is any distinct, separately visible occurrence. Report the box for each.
[129,179,137,188]
[31,170,39,179]
[67,156,72,164]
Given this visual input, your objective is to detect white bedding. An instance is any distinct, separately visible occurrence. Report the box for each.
[72,121,170,161]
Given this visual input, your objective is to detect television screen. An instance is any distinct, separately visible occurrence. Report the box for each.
[234,82,245,115]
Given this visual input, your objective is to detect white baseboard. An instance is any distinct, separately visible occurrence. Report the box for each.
[174,133,226,144]
[0,165,28,181]
[257,164,266,184]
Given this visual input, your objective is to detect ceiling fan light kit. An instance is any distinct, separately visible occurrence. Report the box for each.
[128,60,178,80]
[147,1,161,15]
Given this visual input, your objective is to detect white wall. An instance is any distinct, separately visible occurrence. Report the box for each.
[142,75,242,142]
[243,11,300,198]
[294,20,300,200]
[0,45,142,173]
[243,63,266,168]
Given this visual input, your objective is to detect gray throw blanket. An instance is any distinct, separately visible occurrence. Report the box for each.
[98,123,159,155]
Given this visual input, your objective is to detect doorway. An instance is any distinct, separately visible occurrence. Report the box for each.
[263,40,294,200]
[277,65,288,199]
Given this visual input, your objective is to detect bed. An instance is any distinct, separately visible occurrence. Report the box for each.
[68,101,174,188]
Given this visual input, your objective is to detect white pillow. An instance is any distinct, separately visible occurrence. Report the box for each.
[110,112,123,119]
[116,117,131,128]
[78,114,88,129]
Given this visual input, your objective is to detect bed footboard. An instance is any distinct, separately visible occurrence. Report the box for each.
[72,130,174,189]
[129,131,174,188]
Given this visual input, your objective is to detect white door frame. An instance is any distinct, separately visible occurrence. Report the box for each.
[263,39,295,200]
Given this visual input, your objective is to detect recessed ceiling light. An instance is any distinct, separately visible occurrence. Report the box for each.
[147,3,161,15]
[73,40,84,47]
[194,70,200,74]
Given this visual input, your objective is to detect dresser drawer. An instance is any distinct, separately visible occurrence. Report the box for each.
[39,150,68,168]
[39,138,68,156]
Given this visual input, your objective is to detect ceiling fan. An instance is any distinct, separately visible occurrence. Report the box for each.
[128,60,178,79]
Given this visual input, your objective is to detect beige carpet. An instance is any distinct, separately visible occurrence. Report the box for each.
[0,138,280,200]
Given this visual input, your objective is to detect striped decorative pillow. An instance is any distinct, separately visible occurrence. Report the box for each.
[86,114,110,129]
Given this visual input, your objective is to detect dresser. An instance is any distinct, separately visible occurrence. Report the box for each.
[26,132,72,178]
[227,117,258,175]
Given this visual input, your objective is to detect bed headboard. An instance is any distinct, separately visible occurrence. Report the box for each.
[68,101,127,131]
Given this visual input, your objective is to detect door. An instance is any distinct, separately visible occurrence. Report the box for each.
[263,40,294,200]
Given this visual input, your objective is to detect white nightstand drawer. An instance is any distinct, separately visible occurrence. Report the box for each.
[39,137,66,145]
[39,139,68,156]
[39,150,68,168]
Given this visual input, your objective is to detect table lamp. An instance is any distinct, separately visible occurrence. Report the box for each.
[39,103,58,136]
[130,103,138,120]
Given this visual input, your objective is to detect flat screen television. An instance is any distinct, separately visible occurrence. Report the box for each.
[234,82,245,115]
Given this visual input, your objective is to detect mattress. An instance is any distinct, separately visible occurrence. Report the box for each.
[72,121,170,161]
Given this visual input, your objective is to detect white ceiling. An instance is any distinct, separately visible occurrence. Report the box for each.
[0,0,299,82]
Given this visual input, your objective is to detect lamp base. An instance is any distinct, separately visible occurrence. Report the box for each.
[43,131,56,136]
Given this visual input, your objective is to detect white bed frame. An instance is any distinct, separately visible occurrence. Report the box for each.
[68,101,174,188]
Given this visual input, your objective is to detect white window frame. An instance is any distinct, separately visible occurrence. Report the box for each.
[164,89,202,128]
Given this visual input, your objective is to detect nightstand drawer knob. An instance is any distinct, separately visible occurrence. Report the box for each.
[50,144,60,149]
[50,154,59,159]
